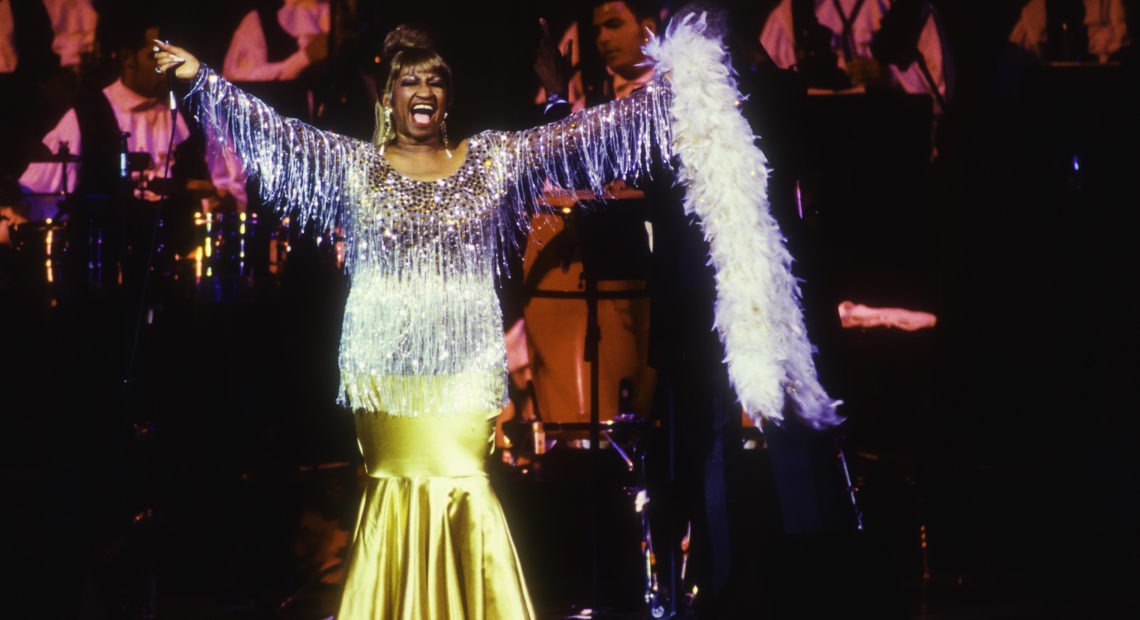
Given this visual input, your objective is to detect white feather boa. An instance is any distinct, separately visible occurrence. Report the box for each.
[647,13,843,429]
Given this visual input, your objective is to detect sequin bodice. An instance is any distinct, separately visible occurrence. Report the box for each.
[188,66,672,416]
[335,138,513,414]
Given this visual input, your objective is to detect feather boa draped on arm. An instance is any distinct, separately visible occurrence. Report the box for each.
[649,12,843,429]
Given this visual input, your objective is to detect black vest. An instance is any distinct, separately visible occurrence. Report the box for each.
[789,0,853,90]
[73,88,125,200]
[8,0,59,77]
[257,2,300,63]
[231,3,312,122]
[72,87,210,200]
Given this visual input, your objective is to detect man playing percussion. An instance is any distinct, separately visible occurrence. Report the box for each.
[17,15,245,229]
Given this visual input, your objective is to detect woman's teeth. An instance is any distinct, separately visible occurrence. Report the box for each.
[412,105,434,125]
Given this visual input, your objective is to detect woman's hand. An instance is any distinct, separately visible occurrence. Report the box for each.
[152,40,201,80]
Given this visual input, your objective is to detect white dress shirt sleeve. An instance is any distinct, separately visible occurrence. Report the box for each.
[19,108,81,196]
[222,10,311,82]
[44,0,97,69]
[759,0,799,70]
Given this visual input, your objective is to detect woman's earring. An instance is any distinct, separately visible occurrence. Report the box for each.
[441,112,453,159]
[374,102,394,154]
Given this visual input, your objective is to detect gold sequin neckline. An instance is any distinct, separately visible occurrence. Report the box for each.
[379,147,471,183]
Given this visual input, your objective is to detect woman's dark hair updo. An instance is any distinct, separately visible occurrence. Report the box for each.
[372,24,454,146]
[379,24,453,107]
[383,24,436,57]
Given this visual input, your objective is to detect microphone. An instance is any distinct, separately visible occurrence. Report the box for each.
[160,41,184,116]
[167,69,179,115]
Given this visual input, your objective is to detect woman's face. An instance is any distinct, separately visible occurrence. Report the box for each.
[386,67,449,144]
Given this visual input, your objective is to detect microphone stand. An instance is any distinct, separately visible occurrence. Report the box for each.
[103,71,257,619]
[575,200,652,616]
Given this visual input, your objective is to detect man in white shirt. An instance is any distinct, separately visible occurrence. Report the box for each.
[18,19,245,263]
[222,0,329,122]
[760,0,953,115]
[43,0,96,71]
[1009,0,1130,63]
[532,0,658,113]
[21,22,244,207]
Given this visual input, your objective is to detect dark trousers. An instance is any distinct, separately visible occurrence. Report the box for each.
[648,362,865,618]
[647,364,742,618]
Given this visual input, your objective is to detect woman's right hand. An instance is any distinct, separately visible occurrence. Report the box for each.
[153,40,201,80]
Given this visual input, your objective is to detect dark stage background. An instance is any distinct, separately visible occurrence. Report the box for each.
[1,1,1138,618]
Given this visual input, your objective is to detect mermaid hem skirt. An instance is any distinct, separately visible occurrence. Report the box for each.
[336,409,535,620]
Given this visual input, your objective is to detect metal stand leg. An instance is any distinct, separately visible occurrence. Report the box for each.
[628,437,666,619]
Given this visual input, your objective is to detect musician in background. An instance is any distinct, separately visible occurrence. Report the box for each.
[759,0,954,117]
[0,0,65,179]
[222,0,330,123]
[521,0,658,430]
[44,0,98,72]
[1009,0,1131,64]
[18,16,244,238]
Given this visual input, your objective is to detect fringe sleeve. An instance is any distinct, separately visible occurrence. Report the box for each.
[649,13,843,429]
[489,78,674,249]
[185,65,358,237]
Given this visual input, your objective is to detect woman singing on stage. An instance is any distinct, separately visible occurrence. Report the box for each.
[155,9,839,618]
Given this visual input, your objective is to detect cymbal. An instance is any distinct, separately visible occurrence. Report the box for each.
[26,152,80,163]
[146,177,217,199]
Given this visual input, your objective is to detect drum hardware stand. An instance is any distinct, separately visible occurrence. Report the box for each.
[102,121,257,618]
[578,204,656,618]
[622,401,666,619]
[521,203,658,618]
[835,433,865,532]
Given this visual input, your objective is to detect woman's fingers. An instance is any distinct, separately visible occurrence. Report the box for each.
[152,39,199,79]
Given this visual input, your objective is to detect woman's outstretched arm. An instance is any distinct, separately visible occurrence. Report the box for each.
[154,40,357,238]
[496,78,674,220]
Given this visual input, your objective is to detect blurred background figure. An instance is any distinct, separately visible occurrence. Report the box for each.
[0,0,66,180]
[44,0,97,72]
[17,14,245,283]
[522,3,867,619]
[223,0,330,123]
[751,0,950,373]
[1009,0,1131,63]
[509,6,659,615]
[759,0,954,117]
[0,175,29,248]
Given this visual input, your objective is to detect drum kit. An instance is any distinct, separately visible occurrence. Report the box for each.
[501,410,665,618]
[5,148,334,308]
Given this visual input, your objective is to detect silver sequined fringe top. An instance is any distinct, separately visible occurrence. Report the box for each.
[187,66,673,417]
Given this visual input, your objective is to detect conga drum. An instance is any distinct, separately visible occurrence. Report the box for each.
[520,208,655,435]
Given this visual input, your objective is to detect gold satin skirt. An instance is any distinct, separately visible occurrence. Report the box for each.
[336,409,536,620]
